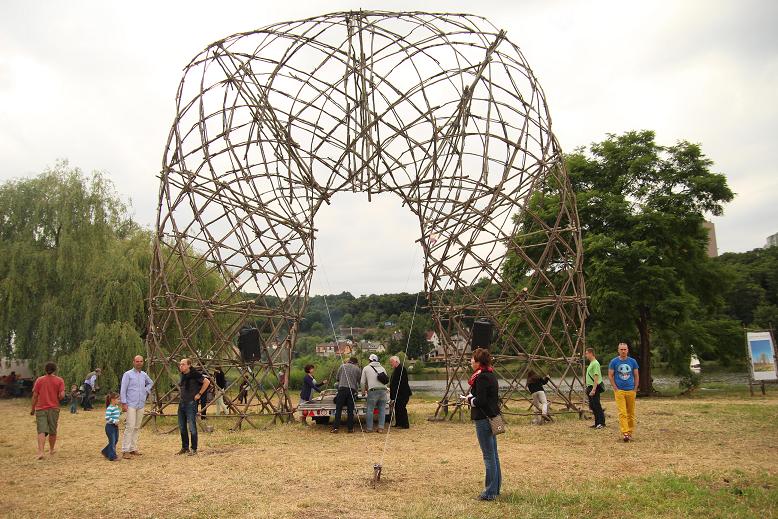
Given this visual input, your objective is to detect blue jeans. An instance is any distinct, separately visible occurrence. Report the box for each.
[70,400,77,413]
[101,423,119,460]
[365,389,388,431]
[474,418,502,498]
[178,401,198,451]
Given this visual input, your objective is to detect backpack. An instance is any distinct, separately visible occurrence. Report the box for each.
[371,365,389,385]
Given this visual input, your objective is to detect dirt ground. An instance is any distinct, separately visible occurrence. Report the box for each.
[1,393,776,518]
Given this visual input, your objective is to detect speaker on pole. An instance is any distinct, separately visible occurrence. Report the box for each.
[238,327,261,362]
[471,319,493,349]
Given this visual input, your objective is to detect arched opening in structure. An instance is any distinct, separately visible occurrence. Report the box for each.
[145,11,587,430]
[311,191,423,297]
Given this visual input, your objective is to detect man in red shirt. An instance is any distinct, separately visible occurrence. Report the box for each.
[30,362,65,460]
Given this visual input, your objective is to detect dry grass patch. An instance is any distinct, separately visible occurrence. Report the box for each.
[1,393,777,518]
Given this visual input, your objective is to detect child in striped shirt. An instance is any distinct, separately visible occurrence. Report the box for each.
[101,392,121,461]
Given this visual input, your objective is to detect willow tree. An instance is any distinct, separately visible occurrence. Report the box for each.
[1,162,243,391]
[0,162,144,373]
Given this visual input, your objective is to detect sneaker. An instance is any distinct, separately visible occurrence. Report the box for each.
[376,428,384,433]
[187,450,197,456]
[623,434,630,442]
[478,493,496,501]
[175,448,189,455]
[595,424,604,429]
[330,428,339,434]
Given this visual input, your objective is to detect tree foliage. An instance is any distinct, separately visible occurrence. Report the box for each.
[717,246,778,329]
[297,291,429,333]
[576,131,737,389]
[1,163,242,389]
[0,162,147,377]
[507,131,737,392]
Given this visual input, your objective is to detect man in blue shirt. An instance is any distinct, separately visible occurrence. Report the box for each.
[608,342,640,442]
[120,355,153,459]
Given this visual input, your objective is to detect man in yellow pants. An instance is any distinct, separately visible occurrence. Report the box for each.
[608,342,640,442]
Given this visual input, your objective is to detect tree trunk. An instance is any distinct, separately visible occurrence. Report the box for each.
[636,307,655,395]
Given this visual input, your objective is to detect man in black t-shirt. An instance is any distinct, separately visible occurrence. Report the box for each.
[176,358,210,455]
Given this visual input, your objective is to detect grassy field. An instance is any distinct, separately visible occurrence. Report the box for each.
[1,390,777,518]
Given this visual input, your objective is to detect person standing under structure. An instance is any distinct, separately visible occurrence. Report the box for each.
[585,347,606,429]
[389,355,412,429]
[331,357,361,434]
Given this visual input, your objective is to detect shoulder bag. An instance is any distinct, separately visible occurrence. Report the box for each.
[488,413,506,436]
[371,365,390,385]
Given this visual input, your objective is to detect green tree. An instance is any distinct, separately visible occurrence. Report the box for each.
[717,246,778,328]
[0,163,231,391]
[340,313,354,327]
[0,162,143,371]
[295,335,323,356]
[404,326,428,360]
[310,322,327,337]
[508,131,735,393]
[576,132,734,392]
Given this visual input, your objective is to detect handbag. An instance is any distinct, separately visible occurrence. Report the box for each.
[488,413,506,436]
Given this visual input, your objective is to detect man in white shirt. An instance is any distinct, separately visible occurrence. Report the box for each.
[361,354,389,433]
[82,368,101,410]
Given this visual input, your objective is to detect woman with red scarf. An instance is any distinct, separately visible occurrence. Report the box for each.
[462,347,502,501]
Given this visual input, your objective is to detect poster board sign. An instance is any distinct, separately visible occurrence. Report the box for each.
[746,332,778,381]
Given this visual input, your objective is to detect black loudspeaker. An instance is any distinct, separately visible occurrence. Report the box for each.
[238,327,261,362]
[471,319,493,349]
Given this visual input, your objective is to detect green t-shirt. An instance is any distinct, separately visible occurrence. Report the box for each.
[586,359,602,387]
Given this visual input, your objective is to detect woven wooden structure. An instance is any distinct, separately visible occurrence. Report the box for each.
[145,11,587,429]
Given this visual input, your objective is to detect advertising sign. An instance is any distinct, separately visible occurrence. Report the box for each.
[746,331,778,381]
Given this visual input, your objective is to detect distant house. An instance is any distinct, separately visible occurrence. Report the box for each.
[315,341,354,357]
[426,334,471,362]
[356,340,386,354]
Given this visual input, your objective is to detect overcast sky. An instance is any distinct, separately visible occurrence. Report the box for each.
[2,0,776,296]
